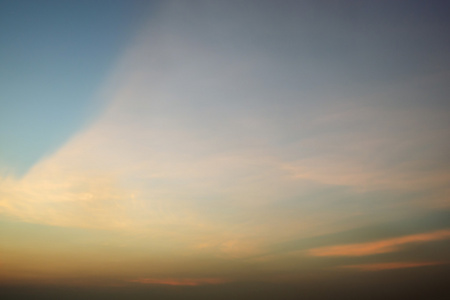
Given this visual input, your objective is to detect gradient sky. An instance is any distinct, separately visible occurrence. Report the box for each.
[1,1,450,299]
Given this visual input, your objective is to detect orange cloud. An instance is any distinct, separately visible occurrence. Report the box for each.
[339,261,445,271]
[308,229,450,257]
[128,277,227,286]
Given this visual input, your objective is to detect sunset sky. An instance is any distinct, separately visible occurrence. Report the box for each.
[1,1,450,299]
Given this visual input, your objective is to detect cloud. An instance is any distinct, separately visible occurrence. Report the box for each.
[308,229,450,257]
[282,103,450,193]
[128,277,227,286]
[339,261,446,271]
[1,0,449,267]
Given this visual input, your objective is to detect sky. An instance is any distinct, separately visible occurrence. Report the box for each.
[1,1,450,299]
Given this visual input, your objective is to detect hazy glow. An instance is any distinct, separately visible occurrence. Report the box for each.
[1,1,450,297]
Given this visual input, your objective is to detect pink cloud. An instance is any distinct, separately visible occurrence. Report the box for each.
[339,261,446,271]
[128,277,227,286]
[308,229,450,257]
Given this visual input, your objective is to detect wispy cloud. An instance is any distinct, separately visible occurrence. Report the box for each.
[1,1,449,282]
[339,261,446,271]
[128,277,227,286]
[308,229,450,257]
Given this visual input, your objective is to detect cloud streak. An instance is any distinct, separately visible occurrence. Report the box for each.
[128,277,227,286]
[308,229,450,257]
[339,261,446,271]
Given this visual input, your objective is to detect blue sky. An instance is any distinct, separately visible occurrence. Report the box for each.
[0,0,152,175]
